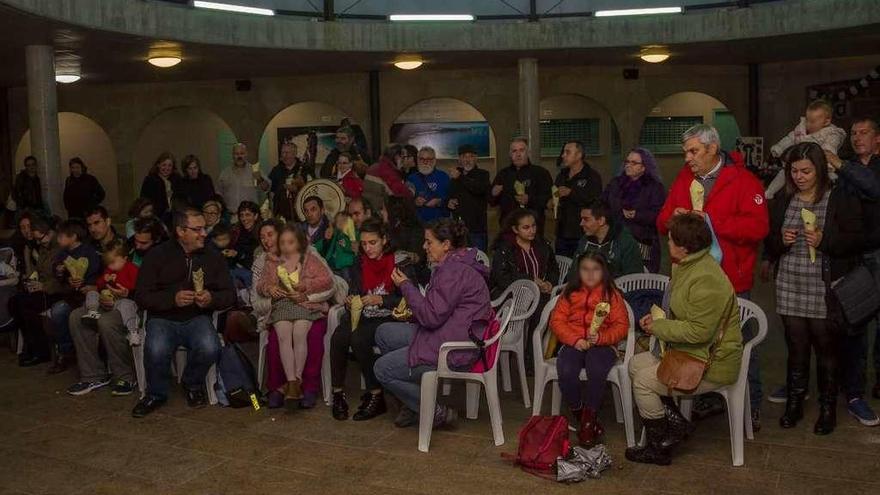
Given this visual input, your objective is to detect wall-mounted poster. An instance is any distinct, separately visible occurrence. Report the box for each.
[389,122,491,159]
[277,124,367,165]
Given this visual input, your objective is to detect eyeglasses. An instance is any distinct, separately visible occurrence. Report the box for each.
[418,157,434,163]
[181,226,207,234]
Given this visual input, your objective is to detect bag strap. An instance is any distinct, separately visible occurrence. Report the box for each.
[705,296,737,369]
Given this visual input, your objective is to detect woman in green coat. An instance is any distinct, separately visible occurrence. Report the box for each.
[626,213,743,466]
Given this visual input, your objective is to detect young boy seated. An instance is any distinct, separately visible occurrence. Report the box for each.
[765,99,846,198]
[81,239,140,337]
[316,211,357,281]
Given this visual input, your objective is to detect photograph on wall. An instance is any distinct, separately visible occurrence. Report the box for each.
[389,122,491,159]
[277,125,367,165]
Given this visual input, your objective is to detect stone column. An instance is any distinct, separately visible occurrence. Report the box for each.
[518,58,540,165]
[25,45,62,215]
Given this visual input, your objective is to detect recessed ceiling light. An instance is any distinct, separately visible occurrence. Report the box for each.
[596,7,682,17]
[193,1,274,16]
[148,56,182,68]
[389,14,474,21]
[640,46,671,63]
[393,55,424,70]
[55,74,81,84]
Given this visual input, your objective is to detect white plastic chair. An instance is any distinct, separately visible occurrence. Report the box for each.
[531,294,638,447]
[475,249,490,268]
[614,273,670,295]
[493,280,541,408]
[319,304,346,404]
[418,300,515,452]
[555,255,572,286]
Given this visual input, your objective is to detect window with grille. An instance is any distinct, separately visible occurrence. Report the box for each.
[639,116,703,153]
[516,118,601,157]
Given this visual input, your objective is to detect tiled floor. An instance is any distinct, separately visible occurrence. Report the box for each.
[2,278,880,494]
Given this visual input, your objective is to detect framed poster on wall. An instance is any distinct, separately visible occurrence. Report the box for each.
[389,122,491,159]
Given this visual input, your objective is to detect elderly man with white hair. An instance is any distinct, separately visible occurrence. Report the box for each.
[656,124,769,429]
[218,143,270,212]
[406,146,451,223]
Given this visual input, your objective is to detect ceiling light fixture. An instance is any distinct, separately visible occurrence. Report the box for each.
[393,54,424,70]
[389,14,474,21]
[55,74,81,84]
[193,1,274,16]
[148,56,182,68]
[640,46,671,63]
[595,7,682,17]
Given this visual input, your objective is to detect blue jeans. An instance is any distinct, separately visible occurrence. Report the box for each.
[555,237,580,258]
[469,232,488,253]
[144,315,221,401]
[373,322,433,412]
[49,300,73,354]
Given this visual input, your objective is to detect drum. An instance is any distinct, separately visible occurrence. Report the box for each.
[295,179,346,221]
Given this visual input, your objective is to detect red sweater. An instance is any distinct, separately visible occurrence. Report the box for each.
[366,156,413,199]
[656,152,768,293]
[96,261,139,292]
[550,287,628,347]
[339,170,364,199]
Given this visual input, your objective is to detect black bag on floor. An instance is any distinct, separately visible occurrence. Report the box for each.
[217,343,260,409]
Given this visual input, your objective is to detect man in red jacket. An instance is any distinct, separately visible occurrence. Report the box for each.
[656,124,769,429]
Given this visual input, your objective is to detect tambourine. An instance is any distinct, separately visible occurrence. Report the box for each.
[294,179,346,221]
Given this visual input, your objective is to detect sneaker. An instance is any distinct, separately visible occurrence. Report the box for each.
[847,398,880,426]
[185,387,208,409]
[132,396,166,418]
[267,390,285,409]
[751,408,761,434]
[299,391,317,410]
[66,378,111,396]
[768,386,810,403]
[394,407,418,428]
[81,310,101,328]
[110,380,134,396]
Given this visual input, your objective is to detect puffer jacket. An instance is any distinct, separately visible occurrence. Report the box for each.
[258,251,334,315]
[550,286,628,347]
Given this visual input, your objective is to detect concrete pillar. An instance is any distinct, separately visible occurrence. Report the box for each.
[25,45,62,215]
[518,58,540,165]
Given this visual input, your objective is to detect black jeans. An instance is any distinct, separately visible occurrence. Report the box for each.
[10,291,59,359]
[330,315,392,391]
[782,315,838,404]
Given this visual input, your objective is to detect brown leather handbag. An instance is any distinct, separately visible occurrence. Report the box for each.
[657,297,736,394]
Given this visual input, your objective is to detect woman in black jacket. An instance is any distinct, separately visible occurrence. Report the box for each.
[63,157,105,220]
[175,154,216,209]
[765,142,863,435]
[490,208,559,299]
[139,151,182,221]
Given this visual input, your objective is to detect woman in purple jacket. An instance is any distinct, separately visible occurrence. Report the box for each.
[601,148,667,272]
[374,218,492,429]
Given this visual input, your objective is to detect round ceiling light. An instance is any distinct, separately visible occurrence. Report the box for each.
[55,74,81,84]
[640,46,670,64]
[393,54,423,70]
[148,56,182,68]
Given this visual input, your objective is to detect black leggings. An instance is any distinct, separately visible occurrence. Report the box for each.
[782,315,838,402]
[330,315,393,391]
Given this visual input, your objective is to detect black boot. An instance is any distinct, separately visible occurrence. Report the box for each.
[779,369,807,429]
[814,401,836,435]
[352,392,387,421]
[814,362,837,435]
[625,417,672,466]
[331,391,349,420]
[660,397,695,449]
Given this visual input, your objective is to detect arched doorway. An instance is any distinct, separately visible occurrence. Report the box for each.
[539,94,622,179]
[15,112,118,216]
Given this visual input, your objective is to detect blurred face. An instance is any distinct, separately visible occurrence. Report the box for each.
[851,121,880,159]
[667,236,688,262]
[423,229,451,264]
[337,156,352,175]
[561,143,583,168]
[790,159,818,193]
[459,152,477,170]
[33,229,51,248]
[335,132,352,151]
[212,234,231,249]
[512,215,537,243]
[417,151,436,175]
[86,213,111,241]
[335,214,349,230]
[259,226,278,254]
[57,233,75,249]
[186,161,200,179]
[19,218,32,241]
[804,108,831,135]
[510,141,529,167]
[238,209,257,231]
[623,152,646,179]
[580,209,605,237]
[69,163,83,177]
[280,144,296,166]
[303,200,323,226]
[278,231,301,257]
[158,159,173,178]
[360,231,387,260]
[348,201,368,228]
[132,232,155,253]
[578,258,604,289]
[24,158,37,176]
[176,214,207,252]
[107,254,127,272]
[202,205,221,227]
[233,144,248,167]
[139,204,154,219]
[683,137,719,176]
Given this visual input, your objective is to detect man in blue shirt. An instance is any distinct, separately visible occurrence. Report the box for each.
[407,146,450,223]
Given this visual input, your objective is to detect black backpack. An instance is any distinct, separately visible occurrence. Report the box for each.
[217,343,260,409]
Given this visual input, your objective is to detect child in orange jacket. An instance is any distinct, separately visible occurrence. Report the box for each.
[549,252,629,446]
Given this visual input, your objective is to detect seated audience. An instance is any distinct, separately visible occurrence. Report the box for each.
[130,217,167,266]
[765,143,863,435]
[569,201,644,279]
[202,198,227,236]
[132,208,235,418]
[407,146,450,223]
[86,206,123,254]
[67,240,140,396]
[626,213,742,466]
[490,209,559,299]
[374,218,491,428]
[124,198,157,239]
[228,201,260,287]
[601,148,667,273]
[300,195,330,245]
[330,218,402,421]
[347,196,374,231]
[335,152,364,200]
[176,154,216,209]
[257,225,333,407]
[139,151,181,223]
[315,211,357,280]
[550,252,629,446]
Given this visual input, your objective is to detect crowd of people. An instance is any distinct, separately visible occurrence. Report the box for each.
[3,105,880,466]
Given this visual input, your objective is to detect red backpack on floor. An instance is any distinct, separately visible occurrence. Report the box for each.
[502,415,571,478]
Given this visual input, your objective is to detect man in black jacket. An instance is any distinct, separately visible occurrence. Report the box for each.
[490,137,553,238]
[320,126,364,179]
[554,141,603,257]
[269,142,314,221]
[131,208,235,418]
[13,156,44,213]
[448,144,491,251]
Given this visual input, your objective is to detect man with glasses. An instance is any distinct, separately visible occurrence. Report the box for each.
[554,141,603,257]
[131,208,235,418]
[407,146,450,223]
